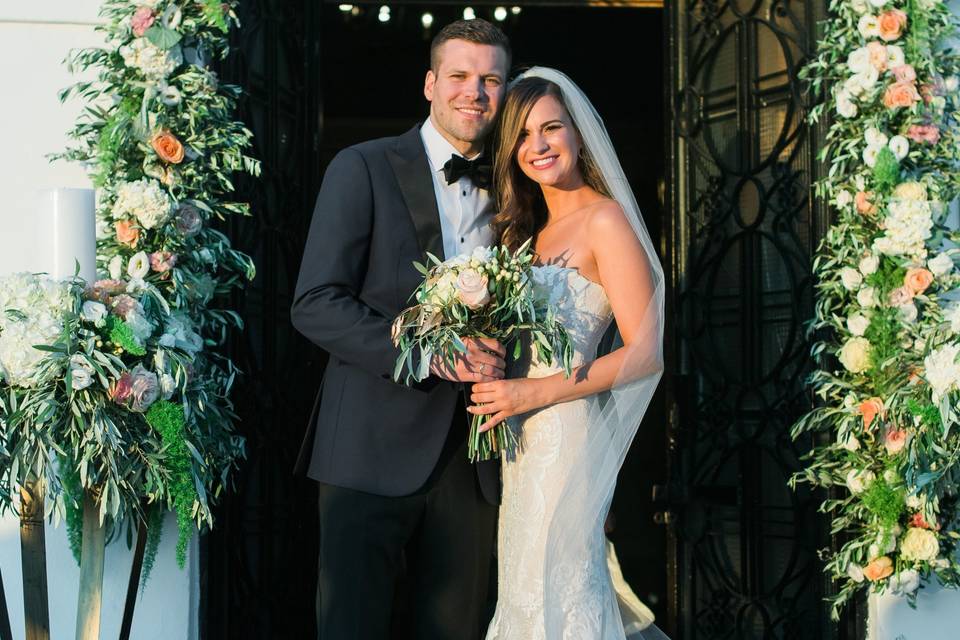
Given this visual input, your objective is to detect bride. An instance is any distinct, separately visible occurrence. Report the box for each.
[468,68,668,639]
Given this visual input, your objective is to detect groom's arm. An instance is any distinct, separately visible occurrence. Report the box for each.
[291,147,401,380]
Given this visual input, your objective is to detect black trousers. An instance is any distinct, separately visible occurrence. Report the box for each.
[316,403,497,640]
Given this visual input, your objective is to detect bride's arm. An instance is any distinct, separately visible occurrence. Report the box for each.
[469,203,662,431]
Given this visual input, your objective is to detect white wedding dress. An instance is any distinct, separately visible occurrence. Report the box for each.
[485,265,669,640]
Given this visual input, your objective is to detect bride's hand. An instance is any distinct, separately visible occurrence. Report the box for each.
[468,379,547,432]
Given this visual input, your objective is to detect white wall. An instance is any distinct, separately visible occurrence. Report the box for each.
[0,4,198,638]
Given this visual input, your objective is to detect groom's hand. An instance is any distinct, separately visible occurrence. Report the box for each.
[430,338,506,382]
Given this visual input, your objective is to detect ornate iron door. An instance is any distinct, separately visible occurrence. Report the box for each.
[663,2,833,637]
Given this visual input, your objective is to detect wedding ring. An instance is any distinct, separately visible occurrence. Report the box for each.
[480,364,486,374]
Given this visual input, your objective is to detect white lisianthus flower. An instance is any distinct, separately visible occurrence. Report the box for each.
[851,0,871,12]
[900,527,940,562]
[857,286,879,308]
[886,45,905,68]
[844,76,866,98]
[865,128,889,148]
[839,337,872,373]
[899,303,918,324]
[161,5,182,29]
[108,255,124,280]
[859,254,879,275]
[112,178,172,230]
[863,145,882,168]
[838,431,861,451]
[846,468,875,494]
[836,190,854,209]
[837,90,858,118]
[868,0,887,7]
[928,252,953,276]
[854,66,880,91]
[858,15,880,38]
[159,84,182,106]
[924,343,960,400]
[847,47,872,74]
[81,301,108,327]
[127,252,151,280]
[847,563,866,583]
[840,267,863,290]
[847,313,870,336]
[891,569,920,595]
[888,135,909,160]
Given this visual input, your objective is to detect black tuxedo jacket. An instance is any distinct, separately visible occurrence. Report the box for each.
[291,125,499,504]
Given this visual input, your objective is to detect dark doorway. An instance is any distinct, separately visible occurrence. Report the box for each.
[206,2,667,638]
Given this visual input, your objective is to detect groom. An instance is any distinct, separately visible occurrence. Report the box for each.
[291,19,511,640]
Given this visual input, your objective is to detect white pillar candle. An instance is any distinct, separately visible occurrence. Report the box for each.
[38,188,96,285]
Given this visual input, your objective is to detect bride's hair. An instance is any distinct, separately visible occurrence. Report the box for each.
[492,77,611,253]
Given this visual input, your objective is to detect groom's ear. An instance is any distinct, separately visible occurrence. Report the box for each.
[424,69,436,102]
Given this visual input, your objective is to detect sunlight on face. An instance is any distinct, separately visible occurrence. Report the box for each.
[515,95,582,189]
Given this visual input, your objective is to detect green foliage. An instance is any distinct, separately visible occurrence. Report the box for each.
[107,317,146,356]
[872,147,900,192]
[139,503,164,591]
[864,308,902,376]
[861,477,905,530]
[146,400,195,567]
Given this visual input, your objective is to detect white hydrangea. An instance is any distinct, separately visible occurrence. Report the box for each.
[924,343,960,401]
[119,38,183,80]
[112,179,173,230]
[0,273,71,388]
[872,199,933,258]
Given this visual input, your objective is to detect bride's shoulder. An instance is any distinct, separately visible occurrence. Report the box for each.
[585,199,630,237]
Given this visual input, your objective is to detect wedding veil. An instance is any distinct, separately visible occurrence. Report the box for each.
[513,67,667,639]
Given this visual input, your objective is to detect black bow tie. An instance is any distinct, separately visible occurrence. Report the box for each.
[442,153,492,189]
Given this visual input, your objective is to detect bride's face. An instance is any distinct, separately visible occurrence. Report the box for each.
[515,95,582,189]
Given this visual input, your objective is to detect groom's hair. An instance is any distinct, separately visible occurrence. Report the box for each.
[430,19,511,71]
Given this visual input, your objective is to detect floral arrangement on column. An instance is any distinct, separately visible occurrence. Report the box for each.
[0,0,258,574]
[791,0,960,617]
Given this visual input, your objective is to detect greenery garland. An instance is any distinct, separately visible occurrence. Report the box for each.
[0,0,258,575]
[792,0,960,617]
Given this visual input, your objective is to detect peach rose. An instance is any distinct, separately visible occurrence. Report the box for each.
[892,64,916,83]
[884,81,921,109]
[867,41,888,71]
[151,131,185,164]
[864,556,894,581]
[859,397,885,430]
[455,269,490,309]
[131,6,156,37]
[884,428,907,454]
[888,285,913,306]
[115,219,140,248]
[878,9,908,42]
[906,124,940,144]
[855,191,877,215]
[904,267,934,295]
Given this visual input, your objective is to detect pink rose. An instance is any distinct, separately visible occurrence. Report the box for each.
[149,251,177,274]
[110,373,134,404]
[888,286,913,306]
[884,81,921,109]
[112,294,137,319]
[455,269,490,309]
[131,6,156,37]
[877,9,908,42]
[892,64,916,83]
[867,42,889,72]
[906,125,940,144]
[129,365,159,412]
[884,428,907,454]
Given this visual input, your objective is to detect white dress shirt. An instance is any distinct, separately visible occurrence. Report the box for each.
[420,118,495,259]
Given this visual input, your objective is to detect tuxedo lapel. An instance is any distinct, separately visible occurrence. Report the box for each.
[387,125,445,260]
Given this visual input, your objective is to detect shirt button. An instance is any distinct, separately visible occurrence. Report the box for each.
[462,190,467,196]
[460,237,465,243]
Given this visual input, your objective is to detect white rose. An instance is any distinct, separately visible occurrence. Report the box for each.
[924,343,960,400]
[857,286,879,308]
[858,15,880,38]
[886,45,905,68]
[470,245,495,264]
[127,252,150,280]
[81,301,108,327]
[859,254,879,275]
[840,267,863,291]
[888,135,910,160]
[428,271,458,304]
[899,303,918,324]
[839,337,872,373]
[847,313,870,336]
[900,527,940,562]
[847,47,872,74]
[837,90,858,118]
[891,570,920,595]
[108,255,123,280]
[836,190,853,208]
[854,66,879,91]
[70,366,93,391]
[847,563,866,583]
[865,127,889,148]
[928,252,953,276]
[455,269,491,309]
[846,468,875,494]
[863,145,881,168]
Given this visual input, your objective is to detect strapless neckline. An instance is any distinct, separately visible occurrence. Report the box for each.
[532,264,607,297]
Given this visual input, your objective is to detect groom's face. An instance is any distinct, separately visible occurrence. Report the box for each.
[424,39,508,156]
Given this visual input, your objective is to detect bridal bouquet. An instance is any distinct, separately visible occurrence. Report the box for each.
[392,240,573,462]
